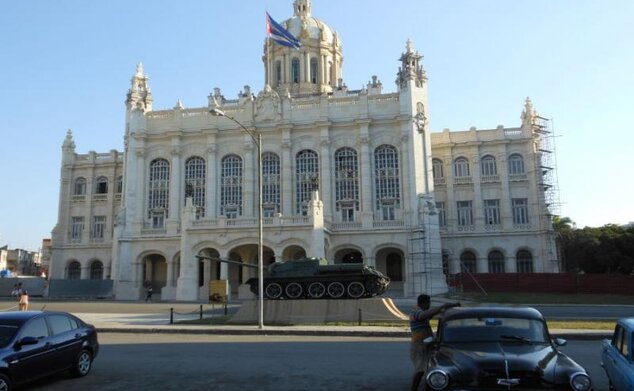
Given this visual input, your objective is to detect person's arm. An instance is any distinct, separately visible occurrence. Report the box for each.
[412,302,461,321]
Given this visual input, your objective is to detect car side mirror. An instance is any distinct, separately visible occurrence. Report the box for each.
[16,336,39,347]
[553,338,567,346]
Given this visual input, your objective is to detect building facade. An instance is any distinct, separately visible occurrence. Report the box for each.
[50,0,558,301]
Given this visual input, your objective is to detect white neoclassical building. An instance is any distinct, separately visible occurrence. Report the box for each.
[50,0,559,301]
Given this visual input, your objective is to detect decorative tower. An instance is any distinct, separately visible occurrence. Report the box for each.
[125,63,153,113]
[263,0,344,95]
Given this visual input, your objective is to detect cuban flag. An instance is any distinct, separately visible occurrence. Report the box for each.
[266,12,301,50]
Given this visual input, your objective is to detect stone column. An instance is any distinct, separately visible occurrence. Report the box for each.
[357,120,373,227]
[243,141,255,218]
[318,123,332,221]
[281,136,292,216]
[167,145,181,232]
[206,136,217,218]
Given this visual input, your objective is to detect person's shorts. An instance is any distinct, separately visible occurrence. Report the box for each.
[410,342,428,372]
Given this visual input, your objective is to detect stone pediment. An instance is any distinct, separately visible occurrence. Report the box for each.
[255,85,281,122]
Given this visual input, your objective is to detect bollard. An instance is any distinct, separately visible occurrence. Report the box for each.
[170,308,174,325]
[358,308,362,326]
[224,301,228,316]
[199,304,203,320]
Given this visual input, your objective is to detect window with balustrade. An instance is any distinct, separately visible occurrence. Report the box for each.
[74,178,86,195]
[516,249,534,273]
[432,158,444,179]
[221,154,243,218]
[481,155,497,176]
[457,200,473,226]
[460,251,477,274]
[262,152,280,216]
[148,159,170,221]
[95,176,108,194]
[488,250,505,273]
[453,157,470,177]
[91,216,106,241]
[335,147,359,221]
[184,156,206,217]
[436,201,446,227]
[71,217,83,242]
[509,154,525,175]
[67,261,81,280]
[484,199,500,225]
[375,144,400,220]
[292,58,300,83]
[512,198,529,224]
[90,260,103,280]
[116,176,123,194]
[296,149,319,215]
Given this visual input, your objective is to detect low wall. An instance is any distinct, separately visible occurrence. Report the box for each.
[453,273,634,295]
[47,279,114,299]
[0,277,47,297]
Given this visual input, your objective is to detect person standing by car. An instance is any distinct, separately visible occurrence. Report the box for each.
[409,294,460,391]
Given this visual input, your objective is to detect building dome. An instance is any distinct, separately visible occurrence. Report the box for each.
[285,15,334,44]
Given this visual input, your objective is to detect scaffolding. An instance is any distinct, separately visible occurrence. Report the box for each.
[532,116,562,270]
[407,223,445,297]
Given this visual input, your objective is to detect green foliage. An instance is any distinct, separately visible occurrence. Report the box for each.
[554,217,634,274]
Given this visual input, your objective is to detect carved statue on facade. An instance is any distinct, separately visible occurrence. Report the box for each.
[255,85,281,122]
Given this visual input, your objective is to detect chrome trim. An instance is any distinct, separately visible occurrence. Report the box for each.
[569,371,592,391]
[425,369,449,390]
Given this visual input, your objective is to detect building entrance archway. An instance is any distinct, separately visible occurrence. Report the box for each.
[142,254,167,297]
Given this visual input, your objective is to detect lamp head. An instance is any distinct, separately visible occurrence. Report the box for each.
[209,108,226,117]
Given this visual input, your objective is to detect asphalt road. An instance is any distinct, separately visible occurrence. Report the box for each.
[22,334,609,391]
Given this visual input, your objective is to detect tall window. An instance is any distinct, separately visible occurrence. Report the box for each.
[335,147,359,221]
[221,154,243,218]
[516,250,533,273]
[432,158,444,179]
[275,60,282,86]
[509,154,525,174]
[148,159,170,222]
[460,251,477,274]
[295,150,319,215]
[484,199,500,225]
[292,58,300,83]
[457,201,473,226]
[95,176,108,194]
[310,58,318,84]
[481,155,497,176]
[67,261,81,280]
[436,202,446,227]
[90,260,103,280]
[74,178,86,195]
[184,156,206,217]
[453,157,470,177]
[375,145,400,220]
[488,250,505,273]
[71,217,84,243]
[91,216,106,241]
[512,198,529,224]
[116,176,123,194]
[262,152,280,217]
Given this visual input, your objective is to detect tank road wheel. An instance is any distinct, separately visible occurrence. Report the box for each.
[265,283,283,299]
[347,282,365,299]
[327,282,345,299]
[308,282,326,299]
[285,282,303,299]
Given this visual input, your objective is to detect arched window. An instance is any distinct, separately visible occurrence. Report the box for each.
[262,152,281,217]
[334,147,359,222]
[516,250,533,273]
[221,154,243,218]
[453,157,470,177]
[310,58,318,84]
[386,253,403,281]
[292,58,300,83]
[74,178,86,195]
[295,150,319,215]
[94,176,108,194]
[90,260,104,280]
[432,158,444,179]
[116,176,123,194]
[460,251,477,274]
[509,154,525,175]
[275,60,282,86]
[488,250,505,273]
[375,145,400,221]
[481,155,497,176]
[67,261,81,280]
[148,159,170,225]
[184,156,206,217]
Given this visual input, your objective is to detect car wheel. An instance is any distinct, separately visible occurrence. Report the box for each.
[71,349,92,377]
[0,373,11,391]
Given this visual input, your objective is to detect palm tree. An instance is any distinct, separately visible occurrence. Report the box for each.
[552,216,575,272]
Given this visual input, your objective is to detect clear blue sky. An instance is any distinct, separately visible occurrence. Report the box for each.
[1,0,632,251]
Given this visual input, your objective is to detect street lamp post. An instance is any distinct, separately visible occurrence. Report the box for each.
[210,108,264,329]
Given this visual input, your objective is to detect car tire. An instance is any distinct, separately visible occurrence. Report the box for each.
[0,373,11,391]
[71,349,93,377]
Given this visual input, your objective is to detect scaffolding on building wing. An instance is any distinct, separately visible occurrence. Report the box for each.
[532,116,562,270]
[407,221,448,298]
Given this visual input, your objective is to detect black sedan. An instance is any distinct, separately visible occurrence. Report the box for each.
[0,311,99,390]
[424,306,593,391]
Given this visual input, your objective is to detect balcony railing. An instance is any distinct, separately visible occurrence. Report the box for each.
[434,178,446,186]
[481,175,500,183]
[454,177,473,185]
[509,174,528,181]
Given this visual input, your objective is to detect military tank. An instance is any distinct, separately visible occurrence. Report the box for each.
[245,258,390,300]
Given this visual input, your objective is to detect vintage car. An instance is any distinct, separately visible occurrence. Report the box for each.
[424,306,593,391]
[601,317,634,391]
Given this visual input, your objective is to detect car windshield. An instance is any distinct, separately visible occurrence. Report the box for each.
[0,325,19,347]
[441,317,548,343]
